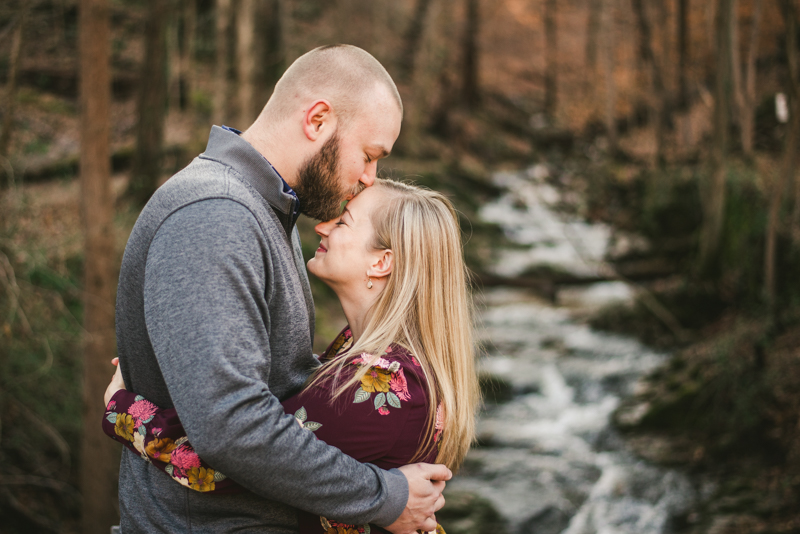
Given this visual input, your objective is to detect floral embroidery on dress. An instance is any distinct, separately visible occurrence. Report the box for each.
[350,354,409,415]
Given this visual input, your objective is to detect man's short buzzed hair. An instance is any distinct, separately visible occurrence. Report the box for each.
[263,45,403,128]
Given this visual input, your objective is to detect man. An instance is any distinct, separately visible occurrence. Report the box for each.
[115,45,450,533]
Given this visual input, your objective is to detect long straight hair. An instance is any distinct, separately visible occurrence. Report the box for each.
[308,179,480,470]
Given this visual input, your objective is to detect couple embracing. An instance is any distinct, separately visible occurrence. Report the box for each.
[102,44,480,534]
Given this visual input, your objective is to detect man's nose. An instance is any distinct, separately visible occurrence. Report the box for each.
[361,161,378,187]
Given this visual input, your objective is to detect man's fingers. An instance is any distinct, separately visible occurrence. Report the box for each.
[419,463,452,481]
[431,479,446,493]
[419,516,437,532]
[433,493,445,513]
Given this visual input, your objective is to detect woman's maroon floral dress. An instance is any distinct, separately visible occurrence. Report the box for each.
[102,327,445,534]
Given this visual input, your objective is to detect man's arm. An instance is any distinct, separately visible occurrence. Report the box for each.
[143,199,408,526]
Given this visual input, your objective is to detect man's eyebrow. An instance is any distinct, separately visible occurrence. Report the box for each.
[369,145,390,158]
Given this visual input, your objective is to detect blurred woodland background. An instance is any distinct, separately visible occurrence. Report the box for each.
[1,0,799,532]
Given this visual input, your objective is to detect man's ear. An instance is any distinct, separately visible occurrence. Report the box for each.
[302,100,335,141]
[368,249,393,279]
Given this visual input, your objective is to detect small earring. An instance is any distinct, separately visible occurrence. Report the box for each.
[367,276,373,289]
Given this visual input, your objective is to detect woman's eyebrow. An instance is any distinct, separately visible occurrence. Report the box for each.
[342,207,354,222]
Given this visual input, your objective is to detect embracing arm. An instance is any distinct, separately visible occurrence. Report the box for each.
[139,200,409,526]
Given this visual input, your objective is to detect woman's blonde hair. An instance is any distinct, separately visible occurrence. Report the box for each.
[309,179,480,470]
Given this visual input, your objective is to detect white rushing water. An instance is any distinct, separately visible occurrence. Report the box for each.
[446,166,696,534]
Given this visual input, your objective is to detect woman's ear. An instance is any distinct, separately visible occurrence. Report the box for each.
[368,249,393,279]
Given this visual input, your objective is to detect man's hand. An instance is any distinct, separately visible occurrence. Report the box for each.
[385,463,452,534]
[103,357,127,407]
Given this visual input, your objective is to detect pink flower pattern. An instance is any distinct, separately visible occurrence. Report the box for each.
[434,402,445,443]
[378,407,390,416]
[129,399,158,425]
[169,443,201,476]
[390,368,411,401]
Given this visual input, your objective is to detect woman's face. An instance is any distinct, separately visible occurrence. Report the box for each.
[307,186,386,289]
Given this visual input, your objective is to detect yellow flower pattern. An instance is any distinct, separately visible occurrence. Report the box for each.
[186,466,216,492]
[360,368,391,393]
[114,413,135,441]
[145,437,177,462]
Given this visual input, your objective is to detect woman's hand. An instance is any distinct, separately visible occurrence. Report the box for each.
[104,357,127,407]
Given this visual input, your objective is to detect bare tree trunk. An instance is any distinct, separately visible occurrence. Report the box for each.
[0,2,29,159]
[698,0,733,275]
[677,0,690,108]
[78,1,118,532]
[461,0,480,108]
[182,0,197,110]
[260,0,285,90]
[128,0,171,204]
[586,0,602,69]
[631,0,667,165]
[236,0,257,127]
[213,0,232,126]
[737,0,763,156]
[601,0,618,151]
[399,0,435,81]
[765,0,799,307]
[168,12,181,110]
[544,0,557,119]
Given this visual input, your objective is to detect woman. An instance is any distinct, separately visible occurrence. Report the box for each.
[102,179,480,533]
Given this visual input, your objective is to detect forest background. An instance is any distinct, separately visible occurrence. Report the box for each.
[0,0,799,532]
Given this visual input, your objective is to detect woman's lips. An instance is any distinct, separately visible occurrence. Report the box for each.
[317,244,327,253]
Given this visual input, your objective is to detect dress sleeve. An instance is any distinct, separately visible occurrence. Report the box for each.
[102,389,244,493]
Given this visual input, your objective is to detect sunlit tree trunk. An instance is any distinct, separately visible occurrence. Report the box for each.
[236,0,257,127]
[601,0,618,152]
[461,0,480,108]
[128,0,171,204]
[78,0,118,532]
[698,0,734,275]
[543,0,557,119]
[733,0,762,157]
[213,0,232,126]
[0,1,29,159]
[586,0,602,69]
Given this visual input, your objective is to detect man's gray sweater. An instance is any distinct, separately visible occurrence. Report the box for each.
[115,126,407,533]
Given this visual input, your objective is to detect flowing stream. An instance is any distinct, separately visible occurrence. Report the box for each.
[447,166,697,534]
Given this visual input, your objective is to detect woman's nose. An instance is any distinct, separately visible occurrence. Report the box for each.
[315,220,334,237]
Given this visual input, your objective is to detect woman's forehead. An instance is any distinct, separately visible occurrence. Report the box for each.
[347,185,387,215]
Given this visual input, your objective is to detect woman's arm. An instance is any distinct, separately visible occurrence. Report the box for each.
[102,383,244,493]
[101,349,440,530]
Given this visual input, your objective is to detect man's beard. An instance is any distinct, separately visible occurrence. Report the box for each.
[294,132,364,221]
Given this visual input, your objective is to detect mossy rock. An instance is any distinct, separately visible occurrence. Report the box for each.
[438,491,508,534]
